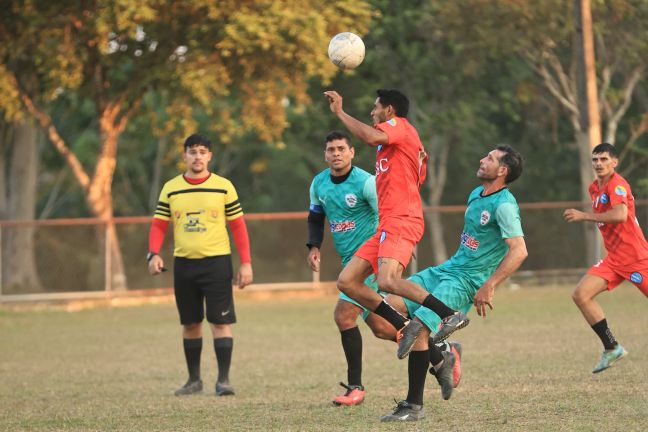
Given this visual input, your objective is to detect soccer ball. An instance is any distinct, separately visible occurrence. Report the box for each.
[327,32,365,70]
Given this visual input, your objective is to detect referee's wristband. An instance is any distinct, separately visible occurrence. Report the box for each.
[146,252,158,262]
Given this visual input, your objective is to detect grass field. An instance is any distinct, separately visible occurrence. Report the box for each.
[1,284,647,431]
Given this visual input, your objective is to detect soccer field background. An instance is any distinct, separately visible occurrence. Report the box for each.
[1,284,647,431]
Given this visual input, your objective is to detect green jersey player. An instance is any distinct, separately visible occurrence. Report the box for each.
[307,131,395,406]
[381,145,529,422]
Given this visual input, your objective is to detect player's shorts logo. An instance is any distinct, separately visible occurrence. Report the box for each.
[614,185,627,197]
[345,193,358,207]
[480,210,491,226]
[600,193,609,204]
[380,230,387,243]
[630,272,643,284]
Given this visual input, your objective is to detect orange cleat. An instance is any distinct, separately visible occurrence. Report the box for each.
[449,341,462,388]
[332,382,365,406]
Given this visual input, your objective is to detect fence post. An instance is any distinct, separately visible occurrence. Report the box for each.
[0,226,3,297]
[105,220,112,292]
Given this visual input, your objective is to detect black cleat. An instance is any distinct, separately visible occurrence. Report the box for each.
[429,350,455,400]
[432,312,470,344]
[215,381,235,396]
[397,320,424,359]
[174,379,203,396]
[380,400,424,422]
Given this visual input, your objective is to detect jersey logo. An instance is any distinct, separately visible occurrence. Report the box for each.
[480,210,491,226]
[210,209,218,218]
[380,230,387,243]
[387,118,397,126]
[345,193,358,207]
[377,145,382,152]
[329,220,356,233]
[184,210,207,233]
[460,231,479,251]
[614,185,627,197]
[600,193,609,204]
[630,272,643,284]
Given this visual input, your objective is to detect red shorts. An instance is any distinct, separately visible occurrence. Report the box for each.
[587,256,648,296]
[355,227,420,274]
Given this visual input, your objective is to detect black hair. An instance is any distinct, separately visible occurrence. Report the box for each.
[376,89,409,118]
[592,142,617,158]
[184,134,212,150]
[496,144,523,184]
[325,130,352,148]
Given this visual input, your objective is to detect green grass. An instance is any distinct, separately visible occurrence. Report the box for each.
[1,284,647,431]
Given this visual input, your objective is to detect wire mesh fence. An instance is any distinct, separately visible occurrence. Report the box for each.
[2,200,648,301]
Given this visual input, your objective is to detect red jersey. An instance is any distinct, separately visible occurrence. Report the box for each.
[590,172,648,266]
[374,117,427,233]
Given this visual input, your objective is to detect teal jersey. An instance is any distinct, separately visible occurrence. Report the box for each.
[309,166,378,265]
[438,186,524,289]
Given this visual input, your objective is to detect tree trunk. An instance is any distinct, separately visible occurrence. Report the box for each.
[3,118,43,293]
[88,123,127,291]
[149,136,166,213]
[424,137,450,264]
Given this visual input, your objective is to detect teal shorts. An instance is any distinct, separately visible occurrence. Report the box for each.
[403,266,475,334]
[339,274,381,320]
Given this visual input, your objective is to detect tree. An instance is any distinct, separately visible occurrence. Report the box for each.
[436,0,648,263]
[0,0,373,289]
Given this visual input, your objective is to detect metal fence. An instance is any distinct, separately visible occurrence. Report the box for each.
[2,200,648,302]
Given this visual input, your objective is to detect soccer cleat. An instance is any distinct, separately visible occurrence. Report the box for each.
[174,379,203,396]
[429,350,455,400]
[449,341,462,388]
[215,381,235,396]
[396,320,424,359]
[332,382,365,406]
[380,400,424,422]
[431,312,470,344]
[592,345,628,374]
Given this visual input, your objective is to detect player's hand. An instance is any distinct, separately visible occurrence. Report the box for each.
[323,90,343,114]
[563,208,586,222]
[473,283,495,317]
[148,255,165,275]
[307,247,321,272]
[236,262,253,289]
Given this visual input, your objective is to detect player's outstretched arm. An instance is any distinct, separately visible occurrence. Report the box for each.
[473,236,528,317]
[563,204,627,224]
[323,90,388,147]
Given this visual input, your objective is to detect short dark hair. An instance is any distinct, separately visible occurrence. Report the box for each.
[325,130,352,148]
[184,134,212,150]
[376,89,409,118]
[592,142,617,158]
[496,144,523,184]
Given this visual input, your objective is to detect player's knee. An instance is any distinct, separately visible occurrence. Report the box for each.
[376,275,398,294]
[334,306,358,329]
[571,286,588,305]
[337,274,355,295]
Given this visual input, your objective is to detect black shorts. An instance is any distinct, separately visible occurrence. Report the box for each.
[173,255,236,325]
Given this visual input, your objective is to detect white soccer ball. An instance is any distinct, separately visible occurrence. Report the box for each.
[327,32,365,70]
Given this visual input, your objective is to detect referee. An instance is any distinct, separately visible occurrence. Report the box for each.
[147,133,253,397]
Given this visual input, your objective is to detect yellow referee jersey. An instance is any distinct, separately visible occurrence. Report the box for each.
[154,173,244,258]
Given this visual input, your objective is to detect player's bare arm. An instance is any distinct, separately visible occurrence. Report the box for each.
[236,262,253,289]
[323,90,388,147]
[473,236,528,317]
[563,203,627,224]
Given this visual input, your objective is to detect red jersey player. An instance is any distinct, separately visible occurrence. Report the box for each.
[324,89,469,360]
[564,143,648,373]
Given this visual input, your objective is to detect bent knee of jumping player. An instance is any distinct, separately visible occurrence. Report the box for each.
[334,300,361,330]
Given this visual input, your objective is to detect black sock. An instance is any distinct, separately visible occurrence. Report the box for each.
[406,350,429,406]
[591,319,618,350]
[373,300,407,330]
[428,343,444,372]
[422,294,456,319]
[340,327,363,387]
[214,337,233,383]
[183,338,202,382]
